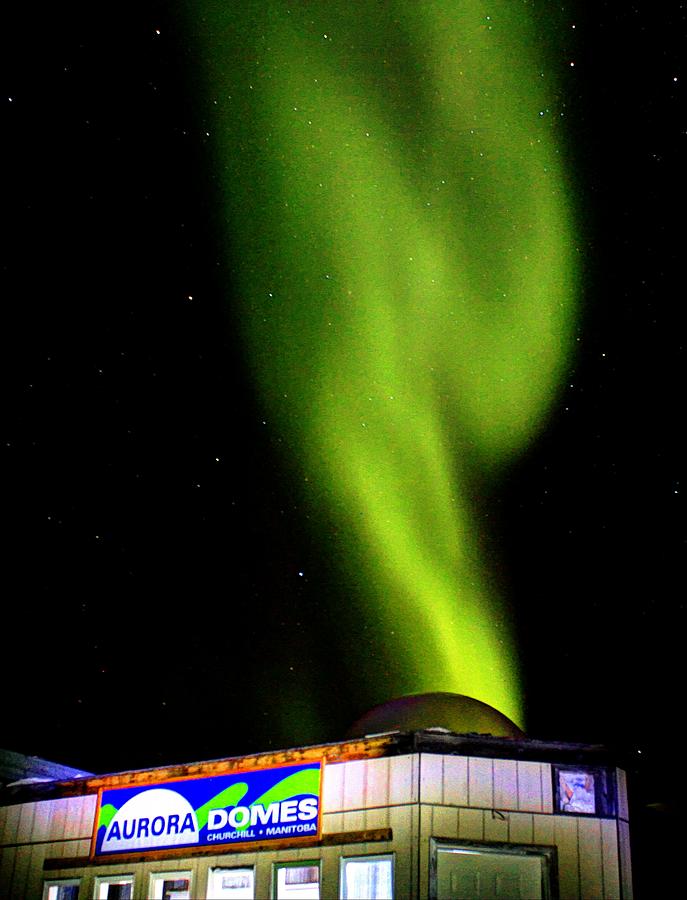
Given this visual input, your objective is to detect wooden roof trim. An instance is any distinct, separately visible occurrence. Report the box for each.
[11,735,402,803]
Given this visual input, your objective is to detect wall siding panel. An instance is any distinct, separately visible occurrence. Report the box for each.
[442,754,468,806]
[541,763,553,811]
[483,809,509,842]
[508,811,534,844]
[493,758,518,811]
[420,753,443,804]
[323,761,344,813]
[342,760,366,811]
[17,801,36,844]
[616,769,629,821]
[0,841,15,899]
[389,755,418,805]
[363,806,390,830]
[553,815,579,900]
[57,839,85,859]
[2,803,20,845]
[10,844,31,899]
[391,851,413,900]
[78,794,97,839]
[618,819,633,900]
[49,798,69,843]
[75,838,91,857]
[320,846,339,900]
[458,807,484,841]
[32,799,52,843]
[389,803,414,849]
[341,809,365,833]
[431,804,459,839]
[533,812,554,847]
[323,810,342,833]
[419,805,433,900]
[257,849,277,900]
[28,843,47,900]
[518,761,544,812]
[390,805,416,900]
[578,817,604,900]
[467,757,492,808]
[601,818,620,900]
[363,756,390,807]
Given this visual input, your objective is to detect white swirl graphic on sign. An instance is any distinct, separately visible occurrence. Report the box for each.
[102,788,199,853]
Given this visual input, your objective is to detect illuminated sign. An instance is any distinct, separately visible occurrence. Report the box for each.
[91,761,322,857]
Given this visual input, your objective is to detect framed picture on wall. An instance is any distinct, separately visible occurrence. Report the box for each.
[553,765,616,816]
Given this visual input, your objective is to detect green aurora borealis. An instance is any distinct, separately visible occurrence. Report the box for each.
[188,1,577,729]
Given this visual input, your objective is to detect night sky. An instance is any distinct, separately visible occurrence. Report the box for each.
[2,4,685,859]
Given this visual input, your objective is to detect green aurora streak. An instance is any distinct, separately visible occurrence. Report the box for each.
[188,1,576,729]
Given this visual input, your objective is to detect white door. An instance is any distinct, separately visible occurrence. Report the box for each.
[436,847,545,899]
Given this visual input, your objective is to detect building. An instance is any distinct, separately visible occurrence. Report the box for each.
[0,725,632,899]
[0,749,92,790]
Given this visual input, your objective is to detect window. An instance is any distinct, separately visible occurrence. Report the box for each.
[273,862,320,899]
[93,875,135,899]
[553,765,616,816]
[149,871,192,899]
[207,867,255,899]
[43,881,80,900]
[341,855,393,899]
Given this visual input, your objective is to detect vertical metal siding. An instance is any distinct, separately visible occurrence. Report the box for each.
[322,809,342,833]
[363,756,391,807]
[508,811,534,844]
[390,803,416,899]
[442,754,468,806]
[578,817,604,899]
[340,808,365,834]
[552,815,579,899]
[492,758,518,810]
[420,753,443,804]
[533,812,555,847]
[1,802,20,845]
[27,842,48,899]
[16,800,36,844]
[324,753,416,814]
[0,842,15,898]
[10,844,32,899]
[256,848,276,899]
[540,763,553,812]
[457,807,485,841]
[467,757,493,808]
[616,769,629,822]
[322,760,344,814]
[601,818,621,900]
[430,804,459,839]
[518,761,549,812]
[618,819,633,900]
[342,759,366,811]
[418,805,433,899]
[321,846,341,900]
[32,798,52,842]
[483,808,509,843]
[389,755,418,806]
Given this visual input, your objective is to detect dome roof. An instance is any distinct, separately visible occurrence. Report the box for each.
[346,692,523,739]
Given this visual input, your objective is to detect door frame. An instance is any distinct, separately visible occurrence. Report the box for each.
[429,837,559,900]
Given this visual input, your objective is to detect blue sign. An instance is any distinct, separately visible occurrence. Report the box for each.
[92,762,322,857]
